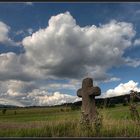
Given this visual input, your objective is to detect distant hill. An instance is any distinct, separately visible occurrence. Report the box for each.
[61,93,140,108]
[0,104,20,108]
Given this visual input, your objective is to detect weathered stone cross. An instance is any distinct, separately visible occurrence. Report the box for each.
[77,77,101,122]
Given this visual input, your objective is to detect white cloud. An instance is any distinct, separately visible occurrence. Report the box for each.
[0,80,36,98]
[26,90,81,106]
[0,12,137,83]
[0,52,44,81]
[103,80,140,98]
[125,57,140,67]
[46,79,82,91]
[104,77,121,83]
[22,12,136,81]
[0,98,24,107]
[46,83,76,90]
[0,79,81,106]
[0,21,10,42]
[0,21,18,46]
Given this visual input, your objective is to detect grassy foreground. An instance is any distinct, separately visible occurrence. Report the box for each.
[0,104,140,137]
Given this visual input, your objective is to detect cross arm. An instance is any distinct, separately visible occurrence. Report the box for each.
[88,86,101,96]
[77,88,82,97]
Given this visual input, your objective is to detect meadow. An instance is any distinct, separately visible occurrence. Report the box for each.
[0,104,140,137]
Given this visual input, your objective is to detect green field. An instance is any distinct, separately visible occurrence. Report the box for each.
[0,104,140,137]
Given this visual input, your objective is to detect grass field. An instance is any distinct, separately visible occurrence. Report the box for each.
[0,104,140,137]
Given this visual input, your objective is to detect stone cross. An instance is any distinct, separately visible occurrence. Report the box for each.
[77,77,101,122]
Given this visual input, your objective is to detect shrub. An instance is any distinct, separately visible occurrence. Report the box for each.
[2,108,7,115]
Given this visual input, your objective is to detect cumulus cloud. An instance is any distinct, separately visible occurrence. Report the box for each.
[0,21,10,42]
[0,80,33,106]
[103,80,140,98]
[0,79,81,106]
[22,12,137,81]
[0,21,18,46]
[0,52,42,81]
[0,12,138,82]
[26,90,81,106]
[0,80,81,106]
[0,80,37,97]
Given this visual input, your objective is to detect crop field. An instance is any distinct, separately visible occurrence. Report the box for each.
[0,104,140,137]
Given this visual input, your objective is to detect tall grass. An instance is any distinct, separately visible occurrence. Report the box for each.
[0,119,139,137]
[0,105,139,137]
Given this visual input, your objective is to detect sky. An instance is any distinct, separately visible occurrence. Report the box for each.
[0,2,140,106]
